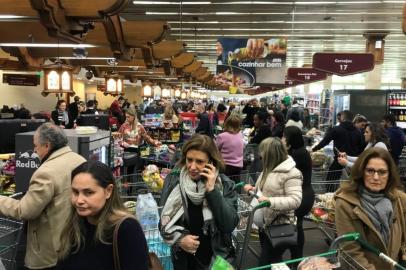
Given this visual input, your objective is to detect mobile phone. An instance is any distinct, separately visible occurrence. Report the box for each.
[200,163,212,182]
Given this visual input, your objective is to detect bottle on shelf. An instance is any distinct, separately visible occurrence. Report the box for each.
[389,94,393,106]
[400,94,403,106]
[402,94,406,106]
[400,110,404,122]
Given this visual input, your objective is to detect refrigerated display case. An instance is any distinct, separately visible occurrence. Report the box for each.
[14,129,111,192]
[333,89,387,124]
[387,91,406,129]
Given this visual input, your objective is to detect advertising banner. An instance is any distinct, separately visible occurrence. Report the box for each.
[215,37,287,94]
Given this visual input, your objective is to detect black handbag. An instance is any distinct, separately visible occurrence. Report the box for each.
[266,216,298,248]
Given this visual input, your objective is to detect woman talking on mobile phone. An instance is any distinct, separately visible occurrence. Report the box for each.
[159,134,239,270]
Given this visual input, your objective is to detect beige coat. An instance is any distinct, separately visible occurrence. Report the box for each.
[335,188,406,270]
[0,146,85,269]
[256,156,303,226]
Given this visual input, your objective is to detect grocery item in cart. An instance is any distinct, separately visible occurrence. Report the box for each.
[136,193,160,239]
[142,164,164,192]
[297,256,337,270]
[311,150,328,167]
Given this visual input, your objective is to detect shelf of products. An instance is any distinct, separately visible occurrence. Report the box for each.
[145,127,182,144]
[0,157,16,195]
[388,91,406,129]
[306,94,320,114]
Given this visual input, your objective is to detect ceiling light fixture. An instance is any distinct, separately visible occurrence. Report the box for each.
[0,43,96,48]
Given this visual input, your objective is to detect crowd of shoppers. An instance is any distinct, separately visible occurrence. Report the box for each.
[4,94,406,270]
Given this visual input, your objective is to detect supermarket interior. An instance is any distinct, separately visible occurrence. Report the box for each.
[1,0,406,270]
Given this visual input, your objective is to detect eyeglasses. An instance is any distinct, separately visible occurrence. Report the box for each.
[364,168,389,177]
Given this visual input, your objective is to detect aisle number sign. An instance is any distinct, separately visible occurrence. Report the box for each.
[287,68,327,83]
[285,79,302,87]
[313,53,375,76]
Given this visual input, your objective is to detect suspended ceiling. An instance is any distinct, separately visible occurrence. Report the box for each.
[123,0,406,83]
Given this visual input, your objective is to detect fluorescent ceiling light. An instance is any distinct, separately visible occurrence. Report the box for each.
[172,27,399,32]
[0,43,96,48]
[168,20,398,24]
[134,1,211,4]
[0,15,34,19]
[59,57,116,60]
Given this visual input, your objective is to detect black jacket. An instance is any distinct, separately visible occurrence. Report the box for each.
[385,126,405,165]
[159,170,239,270]
[312,121,363,157]
[250,124,272,144]
[289,147,315,218]
[242,105,259,127]
[195,112,213,137]
[271,123,284,138]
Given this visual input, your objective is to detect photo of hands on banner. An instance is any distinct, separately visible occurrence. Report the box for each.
[215,37,287,94]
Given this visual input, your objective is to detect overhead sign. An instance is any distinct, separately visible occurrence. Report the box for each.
[216,37,287,94]
[3,73,40,86]
[313,53,375,76]
[285,79,303,87]
[287,68,327,83]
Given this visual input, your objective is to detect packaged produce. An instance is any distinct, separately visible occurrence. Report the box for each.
[297,256,337,269]
[142,164,164,192]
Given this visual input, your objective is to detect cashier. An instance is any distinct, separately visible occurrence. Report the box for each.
[51,100,70,129]
[119,108,160,149]
[162,104,179,129]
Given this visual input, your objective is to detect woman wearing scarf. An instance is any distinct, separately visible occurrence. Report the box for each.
[159,134,239,270]
[335,147,406,270]
[51,100,70,128]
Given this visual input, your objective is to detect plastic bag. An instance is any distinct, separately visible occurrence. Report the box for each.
[210,256,234,270]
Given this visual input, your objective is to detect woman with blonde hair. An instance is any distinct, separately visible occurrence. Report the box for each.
[162,103,179,128]
[58,161,149,269]
[244,137,302,266]
[216,115,244,182]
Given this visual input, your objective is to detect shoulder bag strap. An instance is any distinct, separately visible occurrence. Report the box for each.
[113,217,128,270]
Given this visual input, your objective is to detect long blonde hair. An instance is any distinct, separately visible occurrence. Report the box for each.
[258,137,288,189]
[58,161,129,259]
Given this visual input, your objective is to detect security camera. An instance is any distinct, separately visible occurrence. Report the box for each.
[85,70,94,80]
[73,47,88,58]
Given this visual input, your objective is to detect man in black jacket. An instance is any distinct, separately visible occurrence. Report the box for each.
[242,99,260,127]
[312,110,363,181]
[195,104,213,137]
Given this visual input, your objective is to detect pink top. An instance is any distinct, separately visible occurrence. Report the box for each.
[216,131,244,168]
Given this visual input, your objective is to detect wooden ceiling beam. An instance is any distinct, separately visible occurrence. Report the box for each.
[151,40,184,60]
[171,52,194,68]
[122,21,169,48]
[183,60,202,73]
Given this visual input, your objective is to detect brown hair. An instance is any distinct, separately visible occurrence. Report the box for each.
[341,147,401,199]
[177,134,225,171]
[224,115,241,134]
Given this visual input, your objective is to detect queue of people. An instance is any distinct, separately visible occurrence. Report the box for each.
[2,95,406,270]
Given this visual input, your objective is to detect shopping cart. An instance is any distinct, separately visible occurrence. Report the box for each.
[246,232,406,270]
[116,175,172,269]
[0,193,24,270]
[304,168,348,241]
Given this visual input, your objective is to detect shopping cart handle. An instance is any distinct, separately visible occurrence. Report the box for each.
[329,232,360,250]
[256,201,271,208]
[235,182,245,188]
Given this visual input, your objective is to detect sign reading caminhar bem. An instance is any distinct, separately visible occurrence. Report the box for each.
[313,53,375,76]
[287,68,327,83]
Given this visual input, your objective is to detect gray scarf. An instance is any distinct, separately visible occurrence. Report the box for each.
[359,186,393,246]
[160,168,221,246]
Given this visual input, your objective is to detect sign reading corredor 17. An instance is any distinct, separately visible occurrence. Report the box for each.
[313,53,375,76]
